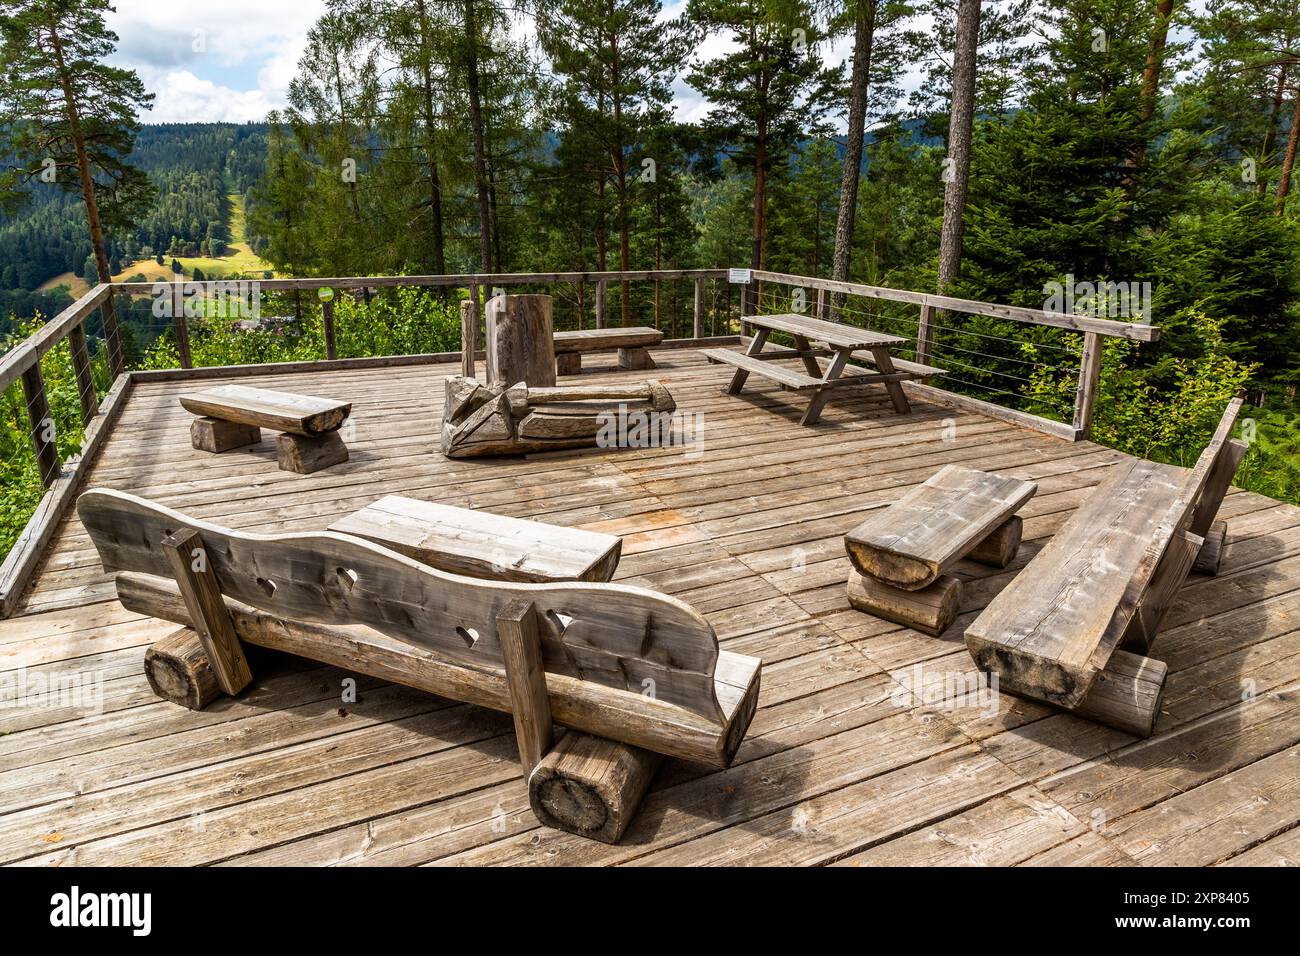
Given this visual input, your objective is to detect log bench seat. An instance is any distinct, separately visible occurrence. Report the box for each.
[78,487,762,844]
[328,494,622,583]
[179,384,352,474]
[965,392,1248,737]
[843,465,1038,636]
[554,327,664,375]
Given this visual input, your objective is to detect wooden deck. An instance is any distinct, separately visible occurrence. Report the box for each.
[3,347,1299,867]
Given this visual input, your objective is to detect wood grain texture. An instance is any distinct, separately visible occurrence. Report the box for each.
[846,569,962,636]
[179,384,351,436]
[1070,649,1167,737]
[1193,519,1227,576]
[485,294,556,388]
[329,495,621,584]
[845,465,1037,588]
[529,731,662,843]
[79,488,728,723]
[553,327,663,353]
[276,431,349,474]
[966,515,1023,568]
[497,600,552,772]
[112,571,761,767]
[190,416,260,453]
[160,528,252,696]
[965,458,1187,707]
[143,626,220,710]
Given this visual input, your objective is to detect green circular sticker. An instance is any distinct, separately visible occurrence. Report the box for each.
[318,287,335,301]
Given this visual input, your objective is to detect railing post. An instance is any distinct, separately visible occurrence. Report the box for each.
[67,321,99,424]
[21,361,60,487]
[174,309,193,369]
[102,289,125,379]
[1072,330,1103,439]
[322,298,337,361]
[595,279,606,329]
[915,302,934,365]
[693,277,704,339]
[460,298,478,378]
[816,287,826,322]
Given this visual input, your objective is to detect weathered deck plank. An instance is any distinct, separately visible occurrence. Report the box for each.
[0,348,1295,866]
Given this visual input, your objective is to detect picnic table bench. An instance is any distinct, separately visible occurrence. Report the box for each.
[179,384,352,474]
[78,487,762,844]
[554,327,664,375]
[700,312,941,425]
[843,465,1038,636]
[965,392,1249,737]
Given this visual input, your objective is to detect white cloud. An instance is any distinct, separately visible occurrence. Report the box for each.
[106,0,324,122]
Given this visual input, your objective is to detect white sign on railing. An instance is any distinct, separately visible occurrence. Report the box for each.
[728,268,752,284]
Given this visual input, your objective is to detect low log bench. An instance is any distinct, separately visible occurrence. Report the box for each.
[844,465,1038,636]
[179,384,352,474]
[965,392,1249,737]
[554,327,664,375]
[328,494,622,584]
[78,488,762,844]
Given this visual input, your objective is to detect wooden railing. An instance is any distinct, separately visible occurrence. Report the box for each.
[0,267,1161,615]
[747,270,1160,442]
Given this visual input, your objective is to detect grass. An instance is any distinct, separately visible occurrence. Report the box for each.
[37,194,275,298]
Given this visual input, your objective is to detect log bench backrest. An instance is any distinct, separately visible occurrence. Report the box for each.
[78,488,726,724]
[965,391,1249,708]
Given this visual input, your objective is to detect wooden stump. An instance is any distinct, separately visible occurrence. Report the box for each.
[529,731,663,844]
[556,352,582,376]
[1070,650,1167,738]
[191,416,260,453]
[486,294,556,388]
[277,431,348,474]
[1193,519,1227,576]
[459,299,479,378]
[144,627,221,710]
[617,346,655,371]
[966,515,1022,568]
[847,569,962,636]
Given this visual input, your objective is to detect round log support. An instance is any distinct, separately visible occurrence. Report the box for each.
[144,626,221,710]
[486,294,556,388]
[529,731,663,844]
[847,569,962,636]
[965,515,1022,569]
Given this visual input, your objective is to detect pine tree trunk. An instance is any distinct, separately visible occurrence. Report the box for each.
[1131,0,1176,171]
[49,25,124,377]
[465,0,493,271]
[415,0,447,275]
[936,0,981,294]
[1260,64,1287,196]
[830,2,877,312]
[1276,88,1300,215]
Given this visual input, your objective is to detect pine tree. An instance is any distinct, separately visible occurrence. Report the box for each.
[0,0,155,376]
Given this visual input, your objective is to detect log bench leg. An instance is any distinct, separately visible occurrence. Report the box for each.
[847,569,962,636]
[1193,519,1227,576]
[617,347,655,371]
[277,431,348,474]
[556,352,583,376]
[191,416,260,453]
[144,627,222,710]
[966,515,1023,569]
[1069,650,1167,738]
[529,731,663,844]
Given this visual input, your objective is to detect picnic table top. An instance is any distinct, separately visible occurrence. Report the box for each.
[748,312,906,350]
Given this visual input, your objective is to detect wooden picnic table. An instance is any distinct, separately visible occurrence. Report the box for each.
[700,312,940,426]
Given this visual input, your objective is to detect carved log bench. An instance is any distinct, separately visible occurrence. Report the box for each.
[553,327,664,375]
[328,494,622,584]
[964,392,1248,737]
[179,384,352,474]
[843,465,1038,636]
[78,488,762,844]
